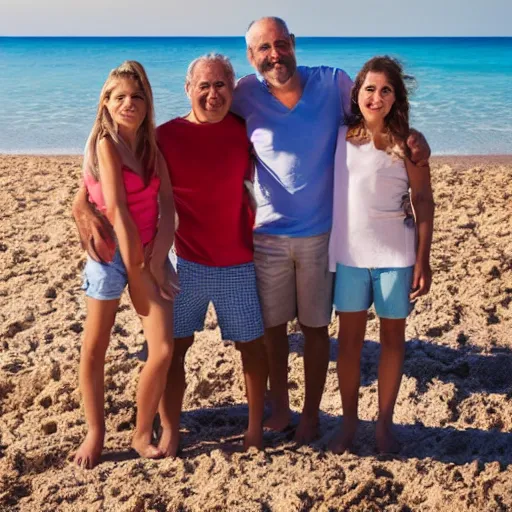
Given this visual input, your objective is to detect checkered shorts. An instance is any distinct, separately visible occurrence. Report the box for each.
[173,257,264,342]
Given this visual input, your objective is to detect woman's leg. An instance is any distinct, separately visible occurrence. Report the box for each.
[376,317,406,453]
[74,297,119,469]
[130,271,174,459]
[328,310,367,454]
[157,335,194,457]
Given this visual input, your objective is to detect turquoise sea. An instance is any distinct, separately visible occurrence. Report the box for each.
[2,37,512,155]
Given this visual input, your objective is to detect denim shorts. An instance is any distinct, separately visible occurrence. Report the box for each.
[173,257,264,342]
[333,263,414,319]
[82,250,128,300]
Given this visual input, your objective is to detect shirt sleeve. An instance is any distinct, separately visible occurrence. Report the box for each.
[335,69,354,122]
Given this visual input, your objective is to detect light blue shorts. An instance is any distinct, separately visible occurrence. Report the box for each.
[173,257,264,342]
[333,264,414,319]
[82,250,128,301]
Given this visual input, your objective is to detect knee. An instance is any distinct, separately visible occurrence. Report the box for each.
[337,334,364,354]
[380,335,405,351]
[152,342,174,367]
[81,336,109,361]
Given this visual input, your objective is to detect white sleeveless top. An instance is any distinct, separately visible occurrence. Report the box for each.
[328,125,416,271]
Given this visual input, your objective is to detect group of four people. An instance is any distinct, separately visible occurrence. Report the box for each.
[72,17,434,469]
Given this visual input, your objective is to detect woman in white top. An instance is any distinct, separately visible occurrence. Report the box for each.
[328,57,434,454]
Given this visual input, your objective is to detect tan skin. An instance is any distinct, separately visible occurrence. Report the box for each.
[246,18,432,445]
[328,71,434,454]
[74,77,178,469]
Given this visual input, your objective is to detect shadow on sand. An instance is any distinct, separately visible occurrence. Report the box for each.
[113,336,510,467]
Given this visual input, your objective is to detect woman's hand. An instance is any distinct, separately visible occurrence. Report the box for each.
[410,260,432,300]
[150,259,180,301]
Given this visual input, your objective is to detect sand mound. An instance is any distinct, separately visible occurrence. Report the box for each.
[0,155,511,511]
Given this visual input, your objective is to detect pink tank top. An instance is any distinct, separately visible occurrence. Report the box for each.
[84,166,160,245]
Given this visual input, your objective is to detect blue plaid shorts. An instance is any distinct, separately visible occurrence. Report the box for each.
[173,257,264,342]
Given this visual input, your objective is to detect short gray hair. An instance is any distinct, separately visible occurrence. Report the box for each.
[185,53,235,88]
[245,17,290,48]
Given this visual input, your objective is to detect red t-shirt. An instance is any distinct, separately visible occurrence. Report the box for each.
[157,113,254,267]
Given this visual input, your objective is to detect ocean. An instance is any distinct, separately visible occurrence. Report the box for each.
[2,37,512,155]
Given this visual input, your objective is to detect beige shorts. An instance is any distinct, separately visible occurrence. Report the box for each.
[253,232,333,329]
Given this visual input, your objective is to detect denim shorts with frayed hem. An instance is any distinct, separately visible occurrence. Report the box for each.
[82,250,128,301]
[333,263,414,319]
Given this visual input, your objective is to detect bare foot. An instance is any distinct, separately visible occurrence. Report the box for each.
[244,429,263,451]
[157,427,180,458]
[328,418,358,454]
[263,408,291,432]
[375,421,401,454]
[74,429,105,470]
[294,415,318,445]
[132,431,163,459]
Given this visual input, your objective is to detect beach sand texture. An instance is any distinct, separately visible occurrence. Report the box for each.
[0,155,511,511]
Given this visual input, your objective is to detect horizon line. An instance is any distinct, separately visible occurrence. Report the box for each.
[2,35,512,39]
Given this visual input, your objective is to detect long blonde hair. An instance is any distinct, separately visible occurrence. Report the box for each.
[85,60,157,181]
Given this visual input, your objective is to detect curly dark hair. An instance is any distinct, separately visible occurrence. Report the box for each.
[349,56,414,146]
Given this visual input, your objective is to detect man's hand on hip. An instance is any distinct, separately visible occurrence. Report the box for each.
[72,185,116,263]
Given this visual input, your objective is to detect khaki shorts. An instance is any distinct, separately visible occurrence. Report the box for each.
[253,232,333,329]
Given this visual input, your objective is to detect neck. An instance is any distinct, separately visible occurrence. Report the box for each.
[184,110,221,125]
[118,128,137,150]
[364,120,386,138]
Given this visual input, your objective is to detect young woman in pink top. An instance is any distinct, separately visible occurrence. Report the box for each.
[74,61,178,469]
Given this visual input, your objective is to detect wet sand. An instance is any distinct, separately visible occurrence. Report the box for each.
[0,155,511,511]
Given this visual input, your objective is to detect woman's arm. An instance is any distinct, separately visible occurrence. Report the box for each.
[148,151,179,299]
[405,157,435,300]
[71,183,116,263]
[97,137,148,313]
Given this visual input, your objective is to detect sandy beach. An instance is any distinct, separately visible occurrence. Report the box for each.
[0,154,511,511]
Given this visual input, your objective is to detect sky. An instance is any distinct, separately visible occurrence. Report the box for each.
[0,0,511,37]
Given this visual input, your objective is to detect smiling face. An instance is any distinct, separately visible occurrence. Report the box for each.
[357,71,396,127]
[105,77,147,136]
[185,60,233,124]
[247,19,297,87]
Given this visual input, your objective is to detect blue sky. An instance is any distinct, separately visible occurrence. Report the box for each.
[1,0,511,37]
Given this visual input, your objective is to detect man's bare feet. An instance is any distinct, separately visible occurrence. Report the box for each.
[74,428,105,469]
[328,418,358,454]
[294,415,319,445]
[243,429,263,451]
[263,407,291,432]
[157,427,180,458]
[375,421,400,454]
[132,431,163,459]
